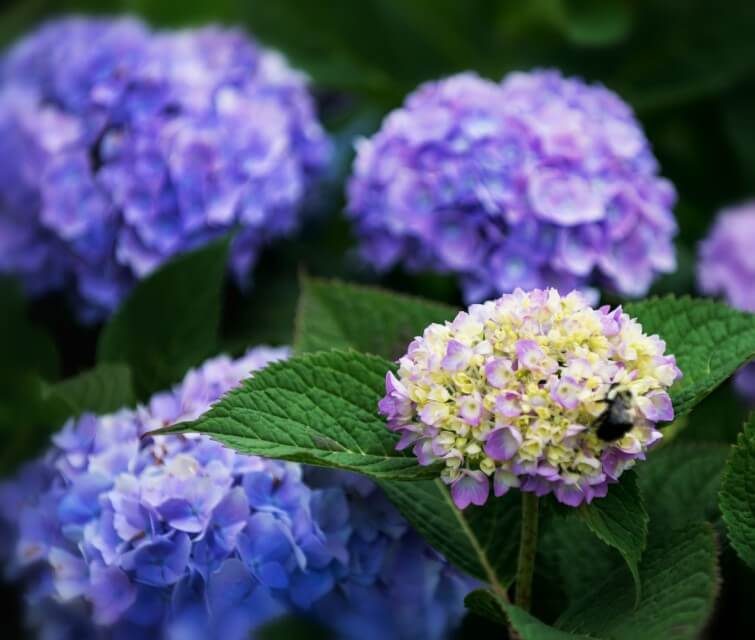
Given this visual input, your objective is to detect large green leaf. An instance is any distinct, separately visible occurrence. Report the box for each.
[0,278,61,474]
[294,278,523,589]
[579,471,647,602]
[559,0,633,47]
[379,479,520,590]
[639,443,729,534]
[294,276,456,359]
[719,413,755,569]
[41,363,136,419]
[465,589,591,639]
[625,296,755,418]
[0,278,59,382]
[556,523,719,639]
[159,350,435,481]
[98,238,228,400]
[540,513,620,610]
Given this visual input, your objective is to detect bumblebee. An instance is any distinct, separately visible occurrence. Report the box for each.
[594,385,636,442]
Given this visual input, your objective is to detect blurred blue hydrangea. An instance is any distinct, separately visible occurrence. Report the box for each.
[0,17,330,321]
[0,347,472,639]
[347,70,677,302]
[698,202,755,401]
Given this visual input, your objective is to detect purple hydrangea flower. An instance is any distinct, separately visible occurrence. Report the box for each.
[347,70,677,302]
[379,288,682,509]
[0,348,471,639]
[0,17,330,321]
[697,202,755,401]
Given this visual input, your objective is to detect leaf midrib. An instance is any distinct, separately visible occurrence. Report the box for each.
[435,479,509,599]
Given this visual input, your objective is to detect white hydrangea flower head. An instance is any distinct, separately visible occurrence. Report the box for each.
[379,288,682,509]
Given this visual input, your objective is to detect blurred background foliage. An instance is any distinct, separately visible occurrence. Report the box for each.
[2,0,751,436]
[0,1,754,636]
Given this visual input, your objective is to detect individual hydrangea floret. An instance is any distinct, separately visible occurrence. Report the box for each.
[379,288,682,509]
[347,70,677,303]
[0,17,330,321]
[0,348,471,639]
[697,202,755,401]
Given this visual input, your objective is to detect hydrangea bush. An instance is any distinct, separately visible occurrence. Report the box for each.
[0,17,329,321]
[379,288,680,509]
[167,274,755,638]
[1,12,755,639]
[698,202,755,400]
[0,348,471,639]
[347,70,677,302]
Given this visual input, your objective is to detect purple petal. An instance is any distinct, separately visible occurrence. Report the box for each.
[484,358,511,388]
[450,471,489,509]
[636,390,673,422]
[89,564,137,625]
[495,391,522,417]
[484,427,521,461]
[551,376,582,410]
[441,340,473,372]
[493,469,520,497]
[555,483,584,507]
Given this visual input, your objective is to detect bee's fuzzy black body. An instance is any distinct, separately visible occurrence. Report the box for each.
[594,389,635,442]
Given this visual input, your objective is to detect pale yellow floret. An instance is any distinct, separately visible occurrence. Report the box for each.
[392,289,675,487]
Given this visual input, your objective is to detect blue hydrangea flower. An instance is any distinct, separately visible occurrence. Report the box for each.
[0,347,472,639]
[0,17,330,321]
[347,70,677,303]
[698,202,755,401]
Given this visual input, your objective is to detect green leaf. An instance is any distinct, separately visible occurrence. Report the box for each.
[465,590,591,639]
[294,276,456,359]
[98,238,228,400]
[256,615,329,640]
[41,363,135,419]
[560,0,633,47]
[540,513,620,608]
[379,479,520,590]
[639,443,729,534]
[0,277,61,474]
[719,413,755,568]
[625,296,755,418]
[556,523,719,639]
[162,350,435,481]
[0,277,59,381]
[579,471,647,602]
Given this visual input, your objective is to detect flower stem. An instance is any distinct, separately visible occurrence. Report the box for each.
[514,492,539,611]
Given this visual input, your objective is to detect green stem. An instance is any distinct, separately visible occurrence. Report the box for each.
[515,492,539,611]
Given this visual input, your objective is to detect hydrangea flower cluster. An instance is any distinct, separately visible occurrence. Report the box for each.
[0,17,330,321]
[379,289,682,509]
[0,348,471,639]
[347,70,677,303]
[698,202,755,400]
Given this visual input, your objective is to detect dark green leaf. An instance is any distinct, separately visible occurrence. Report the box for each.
[556,523,719,639]
[0,277,59,381]
[639,443,729,534]
[257,615,329,640]
[560,0,633,47]
[625,296,755,418]
[98,238,228,400]
[41,363,135,419]
[379,479,520,590]
[465,589,591,638]
[0,278,61,474]
[162,350,435,481]
[294,276,456,359]
[579,471,647,602]
[719,413,755,568]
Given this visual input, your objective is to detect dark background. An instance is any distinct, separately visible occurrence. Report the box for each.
[1,0,754,637]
